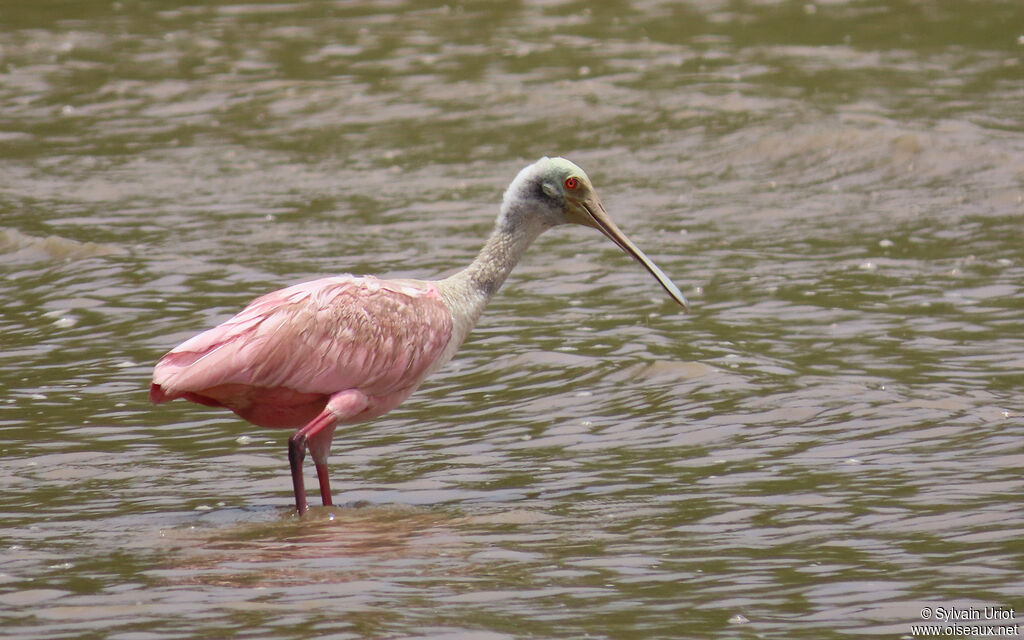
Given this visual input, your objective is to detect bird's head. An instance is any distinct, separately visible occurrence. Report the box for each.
[500,157,598,229]
[500,157,689,311]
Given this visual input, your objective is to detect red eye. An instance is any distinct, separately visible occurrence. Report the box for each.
[565,177,579,190]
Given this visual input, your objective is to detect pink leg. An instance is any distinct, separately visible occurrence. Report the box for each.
[315,461,333,506]
[288,390,367,514]
[288,433,311,515]
[288,410,337,515]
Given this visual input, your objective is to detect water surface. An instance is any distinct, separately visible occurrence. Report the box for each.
[1,1,1022,638]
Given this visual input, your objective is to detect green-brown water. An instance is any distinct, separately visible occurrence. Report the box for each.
[1,1,1022,638]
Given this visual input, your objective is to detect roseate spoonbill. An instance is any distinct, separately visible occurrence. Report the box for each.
[151,157,688,514]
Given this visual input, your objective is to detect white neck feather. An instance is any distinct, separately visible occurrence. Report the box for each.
[434,211,550,365]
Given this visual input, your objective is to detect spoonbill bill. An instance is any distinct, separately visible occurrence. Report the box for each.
[150,157,688,514]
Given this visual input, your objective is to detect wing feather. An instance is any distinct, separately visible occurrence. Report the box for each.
[151,275,454,415]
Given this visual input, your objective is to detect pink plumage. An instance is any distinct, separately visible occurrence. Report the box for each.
[151,276,452,428]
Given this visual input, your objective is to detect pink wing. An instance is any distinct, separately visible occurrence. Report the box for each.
[150,275,453,428]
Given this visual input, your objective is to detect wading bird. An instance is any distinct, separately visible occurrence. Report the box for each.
[151,157,688,514]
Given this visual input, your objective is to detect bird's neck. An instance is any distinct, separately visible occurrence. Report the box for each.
[466,212,552,298]
[436,211,551,346]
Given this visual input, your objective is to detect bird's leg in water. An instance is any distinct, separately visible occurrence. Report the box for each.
[288,409,339,515]
[314,461,333,507]
[288,432,309,515]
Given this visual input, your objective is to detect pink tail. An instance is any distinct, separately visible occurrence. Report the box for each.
[149,383,171,404]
